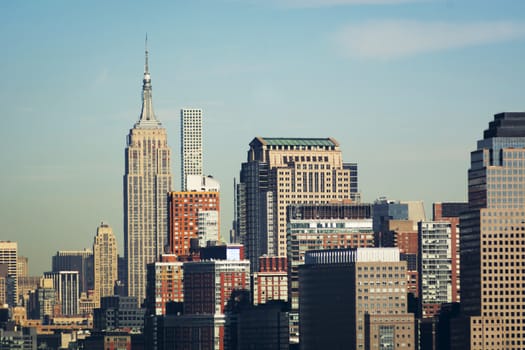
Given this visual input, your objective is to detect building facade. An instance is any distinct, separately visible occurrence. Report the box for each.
[124,46,172,304]
[0,242,18,307]
[299,248,414,350]
[460,112,525,349]
[145,255,184,316]
[44,271,79,316]
[252,256,288,306]
[236,137,358,271]
[93,223,118,308]
[51,250,93,294]
[180,108,203,191]
[168,191,220,255]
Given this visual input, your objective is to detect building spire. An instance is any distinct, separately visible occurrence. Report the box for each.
[138,34,157,124]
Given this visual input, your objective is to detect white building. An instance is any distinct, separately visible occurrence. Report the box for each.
[124,45,172,304]
[180,108,203,191]
[44,271,79,316]
[0,241,17,307]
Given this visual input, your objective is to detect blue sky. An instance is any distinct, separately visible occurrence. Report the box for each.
[1,0,525,274]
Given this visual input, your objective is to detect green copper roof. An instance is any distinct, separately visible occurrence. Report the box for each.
[259,137,338,147]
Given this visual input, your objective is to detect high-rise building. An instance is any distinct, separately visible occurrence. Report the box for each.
[44,271,79,316]
[157,258,250,350]
[459,112,525,349]
[286,202,373,342]
[415,202,467,319]
[168,191,220,255]
[299,248,415,350]
[16,257,28,279]
[252,256,288,306]
[181,108,203,191]
[93,223,118,307]
[418,222,457,318]
[145,254,184,316]
[0,241,18,307]
[51,249,93,294]
[124,44,172,304]
[27,277,56,321]
[236,137,358,271]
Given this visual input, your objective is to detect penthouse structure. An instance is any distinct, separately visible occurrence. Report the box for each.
[236,137,358,271]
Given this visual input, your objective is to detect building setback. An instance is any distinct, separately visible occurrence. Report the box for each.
[459,112,525,349]
[124,44,172,304]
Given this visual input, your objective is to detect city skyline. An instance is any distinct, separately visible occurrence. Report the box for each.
[2,0,525,274]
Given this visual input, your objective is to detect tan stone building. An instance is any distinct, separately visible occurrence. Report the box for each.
[93,223,117,308]
[237,137,358,271]
[460,112,525,349]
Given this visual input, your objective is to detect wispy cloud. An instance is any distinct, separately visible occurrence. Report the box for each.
[334,20,525,59]
[273,0,426,8]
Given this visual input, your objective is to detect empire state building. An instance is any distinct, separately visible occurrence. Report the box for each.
[124,45,172,303]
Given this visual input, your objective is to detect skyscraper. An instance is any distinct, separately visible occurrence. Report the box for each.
[0,241,18,307]
[181,108,203,191]
[93,223,118,307]
[124,44,172,303]
[460,112,525,349]
[236,137,358,271]
[44,271,79,316]
[299,248,414,350]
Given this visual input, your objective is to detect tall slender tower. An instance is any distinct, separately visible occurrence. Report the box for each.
[93,223,118,307]
[460,112,525,349]
[180,108,203,191]
[124,42,172,304]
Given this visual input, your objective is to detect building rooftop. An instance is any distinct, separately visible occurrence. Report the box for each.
[255,137,338,148]
[484,112,525,139]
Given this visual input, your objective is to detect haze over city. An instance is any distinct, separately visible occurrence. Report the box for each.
[1,0,525,275]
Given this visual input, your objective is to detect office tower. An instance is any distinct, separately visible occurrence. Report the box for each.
[93,223,118,307]
[299,248,415,350]
[158,259,250,350]
[52,250,93,294]
[181,108,203,191]
[27,278,56,321]
[433,202,467,300]
[286,202,373,342]
[44,271,79,316]
[16,257,28,279]
[168,190,220,255]
[227,295,290,350]
[252,256,288,306]
[94,296,145,331]
[124,45,172,304]
[418,222,459,318]
[372,198,409,245]
[145,254,184,316]
[415,203,467,319]
[0,241,17,307]
[236,137,358,271]
[459,112,525,350]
